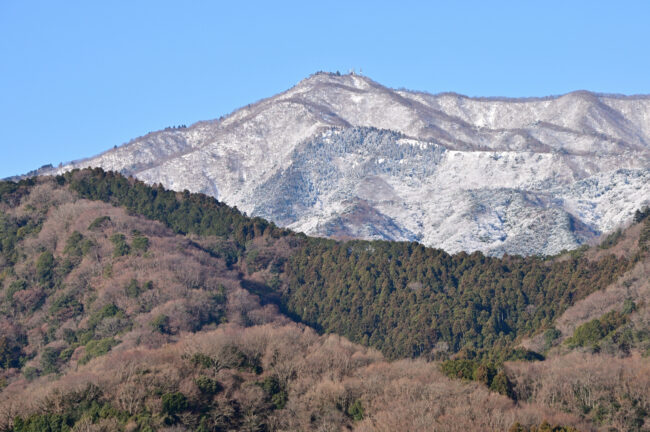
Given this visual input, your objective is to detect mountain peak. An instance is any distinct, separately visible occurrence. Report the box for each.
[290,71,378,93]
[34,75,650,256]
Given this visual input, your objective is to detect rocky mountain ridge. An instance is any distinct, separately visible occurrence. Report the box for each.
[39,73,650,255]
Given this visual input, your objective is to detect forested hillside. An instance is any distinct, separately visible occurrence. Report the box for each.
[61,169,636,361]
[282,239,632,360]
[0,169,648,431]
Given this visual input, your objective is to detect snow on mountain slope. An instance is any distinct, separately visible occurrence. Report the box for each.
[43,73,650,256]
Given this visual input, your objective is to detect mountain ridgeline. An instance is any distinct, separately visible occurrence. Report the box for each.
[33,73,650,257]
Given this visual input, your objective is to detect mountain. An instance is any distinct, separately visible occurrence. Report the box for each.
[1,171,648,431]
[37,72,650,255]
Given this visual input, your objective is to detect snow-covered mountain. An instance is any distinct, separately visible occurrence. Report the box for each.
[43,73,650,255]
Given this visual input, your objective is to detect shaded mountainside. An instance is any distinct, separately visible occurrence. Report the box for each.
[0,169,648,431]
[30,73,650,256]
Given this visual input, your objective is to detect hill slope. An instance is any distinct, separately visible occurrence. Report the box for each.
[33,73,650,256]
[0,170,648,430]
[0,171,601,431]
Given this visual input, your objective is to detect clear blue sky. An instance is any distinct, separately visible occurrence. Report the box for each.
[2,1,649,178]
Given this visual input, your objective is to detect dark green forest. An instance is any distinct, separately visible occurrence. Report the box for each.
[282,239,631,360]
[61,168,287,243]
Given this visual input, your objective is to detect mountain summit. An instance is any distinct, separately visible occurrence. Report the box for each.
[44,73,650,255]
